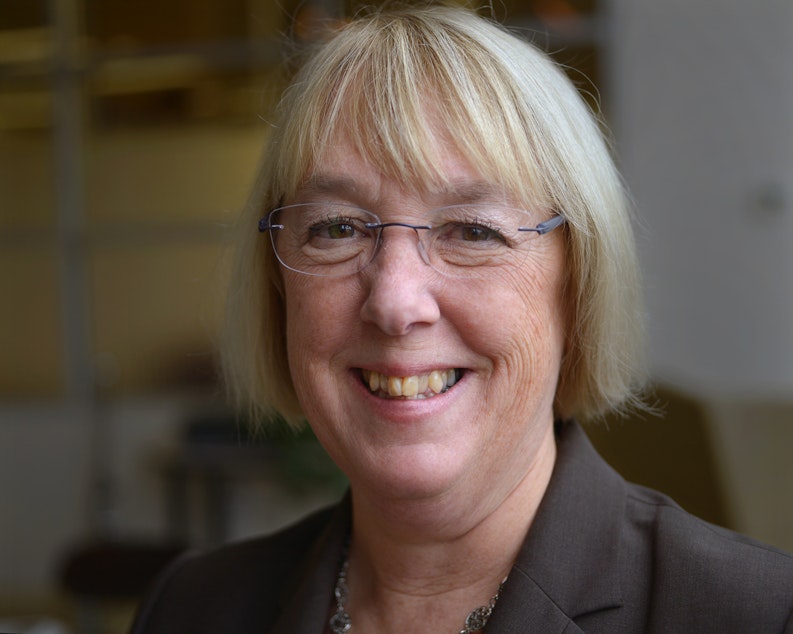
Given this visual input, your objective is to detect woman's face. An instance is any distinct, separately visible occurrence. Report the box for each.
[282,132,567,513]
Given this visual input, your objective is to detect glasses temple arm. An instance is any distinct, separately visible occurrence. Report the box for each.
[517,215,565,234]
[258,219,283,232]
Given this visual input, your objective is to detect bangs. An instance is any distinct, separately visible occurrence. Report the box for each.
[271,9,549,208]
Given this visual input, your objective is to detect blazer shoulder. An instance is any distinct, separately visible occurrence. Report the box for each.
[169,501,336,588]
[624,483,793,630]
[130,503,338,634]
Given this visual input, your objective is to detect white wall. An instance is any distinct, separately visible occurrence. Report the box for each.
[608,0,793,398]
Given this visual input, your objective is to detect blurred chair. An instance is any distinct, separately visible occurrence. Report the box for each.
[58,538,185,634]
[160,410,279,544]
[585,384,732,528]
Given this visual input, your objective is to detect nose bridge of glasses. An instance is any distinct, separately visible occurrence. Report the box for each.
[367,221,433,267]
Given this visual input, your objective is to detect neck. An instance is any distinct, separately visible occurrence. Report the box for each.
[343,422,557,633]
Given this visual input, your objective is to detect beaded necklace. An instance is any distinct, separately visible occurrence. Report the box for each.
[328,553,507,634]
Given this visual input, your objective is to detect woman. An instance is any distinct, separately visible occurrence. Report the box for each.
[131,4,793,632]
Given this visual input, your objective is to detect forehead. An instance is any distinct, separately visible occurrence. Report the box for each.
[297,128,511,207]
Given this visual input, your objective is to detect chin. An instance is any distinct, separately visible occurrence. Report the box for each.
[349,442,473,503]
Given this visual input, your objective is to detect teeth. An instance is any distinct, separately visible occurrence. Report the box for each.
[361,369,460,399]
[402,375,419,397]
[387,376,402,397]
[428,370,444,394]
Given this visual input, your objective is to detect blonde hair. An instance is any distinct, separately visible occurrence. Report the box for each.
[222,3,646,426]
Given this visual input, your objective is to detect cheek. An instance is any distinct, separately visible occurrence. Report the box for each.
[283,274,363,376]
[467,262,567,385]
[511,244,568,352]
[283,277,323,381]
[284,279,337,418]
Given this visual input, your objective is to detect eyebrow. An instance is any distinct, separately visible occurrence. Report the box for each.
[296,175,362,199]
[296,174,508,205]
[429,180,509,204]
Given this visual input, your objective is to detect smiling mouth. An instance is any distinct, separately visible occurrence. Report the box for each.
[361,368,462,399]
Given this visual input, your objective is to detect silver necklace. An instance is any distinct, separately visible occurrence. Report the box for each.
[328,555,507,634]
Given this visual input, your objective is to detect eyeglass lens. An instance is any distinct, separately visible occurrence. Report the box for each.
[265,203,559,277]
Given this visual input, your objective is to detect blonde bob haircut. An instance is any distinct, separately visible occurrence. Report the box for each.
[222,2,646,426]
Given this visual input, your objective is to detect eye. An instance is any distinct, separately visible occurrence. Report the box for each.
[443,222,507,245]
[327,221,355,239]
[458,224,502,242]
[310,217,360,240]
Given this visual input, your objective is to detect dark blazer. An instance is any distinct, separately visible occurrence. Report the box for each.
[131,421,793,633]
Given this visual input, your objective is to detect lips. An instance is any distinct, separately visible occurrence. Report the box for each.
[361,368,461,399]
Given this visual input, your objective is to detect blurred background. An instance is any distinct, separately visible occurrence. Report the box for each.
[0,0,790,632]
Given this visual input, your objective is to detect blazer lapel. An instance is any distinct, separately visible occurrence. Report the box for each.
[484,570,586,632]
[270,494,351,634]
[486,421,626,631]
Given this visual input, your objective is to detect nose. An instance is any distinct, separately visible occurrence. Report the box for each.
[359,226,441,336]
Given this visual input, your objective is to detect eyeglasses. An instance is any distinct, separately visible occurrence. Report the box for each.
[258,202,565,278]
